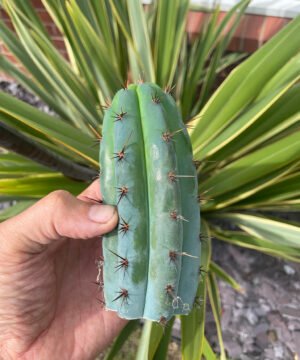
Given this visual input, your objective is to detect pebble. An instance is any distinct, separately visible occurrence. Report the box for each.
[206,241,300,359]
[284,264,296,276]
[245,308,258,325]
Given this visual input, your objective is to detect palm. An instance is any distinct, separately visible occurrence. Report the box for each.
[21,237,124,359]
[0,183,125,360]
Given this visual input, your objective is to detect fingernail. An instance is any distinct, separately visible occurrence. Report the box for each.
[88,205,116,223]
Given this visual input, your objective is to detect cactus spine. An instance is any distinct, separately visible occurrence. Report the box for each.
[99,83,200,322]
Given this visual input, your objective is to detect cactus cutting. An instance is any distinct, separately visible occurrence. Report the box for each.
[99,83,201,322]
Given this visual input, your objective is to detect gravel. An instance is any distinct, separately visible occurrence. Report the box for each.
[207,241,300,360]
[1,79,300,360]
[0,80,55,115]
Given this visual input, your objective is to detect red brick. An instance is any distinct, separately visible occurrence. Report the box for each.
[36,9,53,23]
[0,43,11,55]
[243,14,265,40]
[232,15,249,39]
[59,50,69,61]
[51,38,66,51]
[3,53,19,64]
[0,9,9,20]
[260,16,290,43]
[216,11,236,35]
[3,18,15,31]
[30,0,44,9]
[228,36,240,52]
[45,24,62,37]
[0,72,14,81]
[186,11,208,35]
[227,15,249,52]
[229,14,265,52]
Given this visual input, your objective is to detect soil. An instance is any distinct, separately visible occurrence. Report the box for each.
[1,79,300,359]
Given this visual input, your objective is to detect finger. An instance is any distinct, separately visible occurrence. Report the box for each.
[0,189,118,255]
[78,179,103,204]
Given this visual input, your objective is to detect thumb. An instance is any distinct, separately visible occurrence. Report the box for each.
[0,190,118,255]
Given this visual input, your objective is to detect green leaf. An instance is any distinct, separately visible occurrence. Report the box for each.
[136,320,168,360]
[216,213,300,248]
[0,173,86,198]
[180,220,211,360]
[201,131,300,200]
[0,200,36,221]
[104,320,140,360]
[232,172,300,208]
[203,337,217,360]
[0,122,97,181]
[200,84,300,169]
[190,15,300,157]
[126,0,155,82]
[153,316,175,359]
[201,78,299,158]
[110,0,155,82]
[210,261,243,293]
[257,53,300,100]
[0,91,98,166]
[207,272,226,360]
[2,0,100,131]
[182,0,250,118]
[0,150,50,176]
[66,0,123,96]
[154,0,189,86]
[210,226,300,262]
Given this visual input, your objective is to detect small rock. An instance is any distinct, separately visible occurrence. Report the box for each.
[253,277,260,285]
[281,306,300,319]
[293,331,300,356]
[221,308,232,328]
[256,331,269,350]
[264,347,275,359]
[225,340,242,358]
[245,309,258,325]
[254,322,269,336]
[236,300,244,309]
[255,301,271,316]
[293,282,300,290]
[240,355,253,360]
[283,265,296,276]
[274,343,284,358]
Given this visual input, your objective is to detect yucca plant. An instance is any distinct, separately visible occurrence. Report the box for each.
[1,0,300,359]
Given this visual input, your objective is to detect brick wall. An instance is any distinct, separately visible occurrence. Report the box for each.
[0,0,68,80]
[0,1,291,80]
[187,11,291,53]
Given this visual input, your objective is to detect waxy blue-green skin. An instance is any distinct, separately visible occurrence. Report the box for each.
[99,83,200,322]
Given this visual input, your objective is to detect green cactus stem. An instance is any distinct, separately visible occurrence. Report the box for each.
[99,82,200,322]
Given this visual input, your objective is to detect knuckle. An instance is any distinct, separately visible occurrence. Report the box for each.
[44,190,73,238]
[46,190,72,210]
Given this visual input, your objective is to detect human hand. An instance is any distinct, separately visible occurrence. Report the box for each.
[0,181,126,360]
